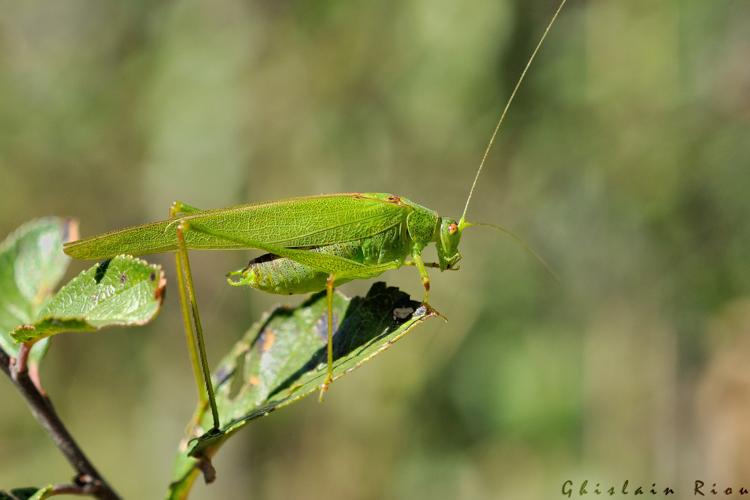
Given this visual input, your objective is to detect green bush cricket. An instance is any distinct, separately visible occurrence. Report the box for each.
[63,0,566,434]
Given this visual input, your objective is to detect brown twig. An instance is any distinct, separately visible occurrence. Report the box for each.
[12,342,30,378]
[0,345,121,500]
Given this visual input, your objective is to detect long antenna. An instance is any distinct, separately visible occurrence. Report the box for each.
[463,221,560,282]
[460,0,567,223]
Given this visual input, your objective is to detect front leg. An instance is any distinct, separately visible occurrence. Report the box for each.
[404,260,452,271]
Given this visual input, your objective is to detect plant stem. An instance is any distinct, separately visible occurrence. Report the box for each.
[0,346,121,500]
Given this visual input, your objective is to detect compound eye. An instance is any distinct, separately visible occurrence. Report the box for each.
[448,222,458,235]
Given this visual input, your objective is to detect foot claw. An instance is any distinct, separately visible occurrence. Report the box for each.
[422,302,448,322]
[318,375,333,402]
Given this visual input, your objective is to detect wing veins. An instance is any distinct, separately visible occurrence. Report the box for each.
[263,212,404,247]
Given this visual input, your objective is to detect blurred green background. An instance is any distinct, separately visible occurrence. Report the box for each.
[2,0,750,498]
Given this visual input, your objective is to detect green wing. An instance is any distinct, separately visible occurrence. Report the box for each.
[64,194,411,260]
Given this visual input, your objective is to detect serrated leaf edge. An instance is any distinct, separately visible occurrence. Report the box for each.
[8,255,166,343]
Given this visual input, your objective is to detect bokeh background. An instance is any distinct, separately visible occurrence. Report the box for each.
[2,0,750,498]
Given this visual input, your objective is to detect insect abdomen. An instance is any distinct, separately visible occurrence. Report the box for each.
[232,225,413,295]
[238,242,362,295]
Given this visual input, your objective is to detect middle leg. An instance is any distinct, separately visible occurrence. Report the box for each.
[318,273,336,402]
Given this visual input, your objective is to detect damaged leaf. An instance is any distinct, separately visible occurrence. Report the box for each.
[10,255,166,343]
[168,282,435,499]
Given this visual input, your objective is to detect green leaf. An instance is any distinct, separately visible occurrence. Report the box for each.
[11,256,166,343]
[0,218,76,361]
[27,486,53,500]
[0,485,52,500]
[168,282,435,498]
